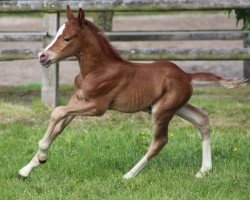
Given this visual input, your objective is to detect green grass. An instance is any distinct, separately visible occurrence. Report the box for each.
[0,85,249,200]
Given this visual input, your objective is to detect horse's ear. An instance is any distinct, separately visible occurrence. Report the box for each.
[78,8,85,27]
[66,5,74,20]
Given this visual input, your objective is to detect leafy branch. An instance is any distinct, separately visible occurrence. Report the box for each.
[230,9,250,30]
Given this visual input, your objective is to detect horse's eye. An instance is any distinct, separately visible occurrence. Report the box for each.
[64,37,71,42]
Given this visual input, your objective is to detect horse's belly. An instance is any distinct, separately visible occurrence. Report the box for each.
[110,101,148,113]
[110,89,159,113]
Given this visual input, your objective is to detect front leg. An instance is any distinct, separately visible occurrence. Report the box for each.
[18,116,74,179]
[18,98,107,179]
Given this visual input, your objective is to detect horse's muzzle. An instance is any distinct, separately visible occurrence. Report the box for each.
[38,52,51,67]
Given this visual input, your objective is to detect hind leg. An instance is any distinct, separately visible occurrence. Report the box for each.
[176,103,212,178]
[123,103,174,179]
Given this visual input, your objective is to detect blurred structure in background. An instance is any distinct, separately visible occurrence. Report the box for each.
[0,0,250,107]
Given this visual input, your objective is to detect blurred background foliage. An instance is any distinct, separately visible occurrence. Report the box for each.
[232,9,250,30]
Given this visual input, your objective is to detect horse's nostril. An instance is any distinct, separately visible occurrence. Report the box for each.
[40,53,47,61]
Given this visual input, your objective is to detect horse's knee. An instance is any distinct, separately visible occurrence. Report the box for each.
[51,106,66,121]
[91,107,105,116]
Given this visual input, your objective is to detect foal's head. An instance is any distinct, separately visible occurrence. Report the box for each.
[39,6,85,67]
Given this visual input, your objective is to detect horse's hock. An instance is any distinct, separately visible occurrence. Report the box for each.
[0,0,250,107]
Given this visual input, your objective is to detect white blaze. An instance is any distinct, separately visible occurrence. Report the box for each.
[44,24,66,51]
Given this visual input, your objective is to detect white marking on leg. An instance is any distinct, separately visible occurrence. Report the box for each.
[177,104,212,178]
[123,156,148,179]
[196,138,212,178]
[18,116,75,179]
[18,141,50,178]
[37,139,50,161]
[202,139,212,170]
[44,24,65,51]
[18,155,40,178]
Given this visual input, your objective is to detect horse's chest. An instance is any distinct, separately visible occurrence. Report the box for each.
[74,75,98,100]
[81,75,109,99]
[81,80,100,99]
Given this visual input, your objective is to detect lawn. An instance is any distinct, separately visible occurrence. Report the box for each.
[0,85,249,200]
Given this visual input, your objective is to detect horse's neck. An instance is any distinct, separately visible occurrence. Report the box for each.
[77,32,123,78]
[77,49,116,78]
[77,54,98,77]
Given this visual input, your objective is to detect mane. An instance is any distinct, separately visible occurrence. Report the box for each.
[84,20,124,61]
[85,19,102,33]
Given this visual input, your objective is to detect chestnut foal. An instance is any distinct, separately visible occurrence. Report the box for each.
[18,6,246,180]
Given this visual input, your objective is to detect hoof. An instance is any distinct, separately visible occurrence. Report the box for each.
[195,167,212,178]
[38,159,47,164]
[17,173,27,180]
[195,171,203,178]
[123,172,133,180]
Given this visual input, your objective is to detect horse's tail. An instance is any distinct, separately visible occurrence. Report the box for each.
[190,72,247,89]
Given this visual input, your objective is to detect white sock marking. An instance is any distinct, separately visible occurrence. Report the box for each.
[19,155,40,177]
[201,139,212,171]
[196,139,212,178]
[123,156,148,179]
